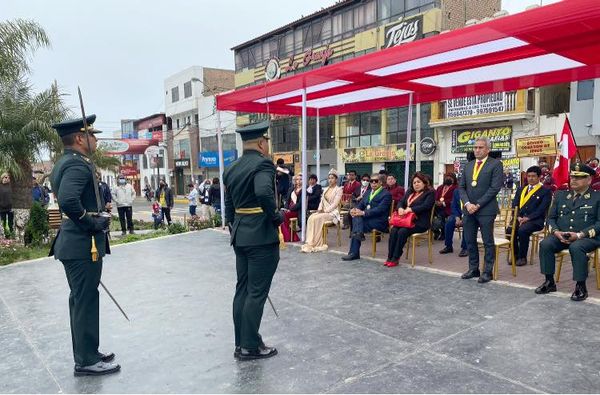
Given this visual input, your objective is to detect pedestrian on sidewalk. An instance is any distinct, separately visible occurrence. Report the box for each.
[223,121,283,361]
[111,176,136,235]
[0,172,14,236]
[209,177,221,214]
[155,179,174,225]
[187,183,198,216]
[49,115,120,376]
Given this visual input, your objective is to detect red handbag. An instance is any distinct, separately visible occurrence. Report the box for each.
[389,212,416,228]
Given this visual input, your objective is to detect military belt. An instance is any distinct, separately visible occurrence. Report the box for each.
[235,207,264,215]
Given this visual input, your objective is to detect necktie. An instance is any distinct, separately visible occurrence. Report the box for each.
[528,185,533,193]
[574,193,580,202]
[475,160,483,171]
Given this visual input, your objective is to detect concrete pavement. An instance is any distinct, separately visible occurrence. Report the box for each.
[0,230,599,393]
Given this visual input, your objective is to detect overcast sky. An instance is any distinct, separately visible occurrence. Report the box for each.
[2,0,561,131]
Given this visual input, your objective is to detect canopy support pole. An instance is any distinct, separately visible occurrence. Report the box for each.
[316,108,320,180]
[301,89,308,242]
[216,110,226,229]
[404,93,414,190]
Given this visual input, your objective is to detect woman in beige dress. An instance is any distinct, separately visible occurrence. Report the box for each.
[301,170,343,252]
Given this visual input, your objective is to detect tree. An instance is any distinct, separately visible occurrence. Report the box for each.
[0,20,69,209]
[91,148,122,173]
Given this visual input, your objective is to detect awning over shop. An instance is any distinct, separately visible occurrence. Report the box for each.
[216,0,600,117]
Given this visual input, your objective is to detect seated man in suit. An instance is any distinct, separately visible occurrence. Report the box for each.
[342,173,392,261]
[510,166,552,266]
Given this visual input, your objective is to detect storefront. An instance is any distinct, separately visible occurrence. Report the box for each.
[174,158,190,195]
[198,149,238,181]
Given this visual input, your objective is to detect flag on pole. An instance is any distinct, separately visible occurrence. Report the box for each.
[552,116,577,186]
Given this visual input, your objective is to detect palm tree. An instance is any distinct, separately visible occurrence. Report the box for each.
[0,19,68,209]
[0,19,50,83]
[0,78,69,208]
[91,148,122,173]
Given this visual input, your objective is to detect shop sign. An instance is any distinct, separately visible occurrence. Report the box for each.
[265,58,281,81]
[342,144,415,163]
[281,46,334,74]
[445,92,506,118]
[199,150,238,168]
[118,165,139,177]
[175,158,190,168]
[501,157,521,171]
[451,126,512,153]
[97,138,160,155]
[515,135,557,158]
[273,153,294,165]
[419,137,437,156]
[383,15,423,49]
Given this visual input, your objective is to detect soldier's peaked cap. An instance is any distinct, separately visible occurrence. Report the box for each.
[570,163,595,177]
[236,121,270,141]
[51,114,102,138]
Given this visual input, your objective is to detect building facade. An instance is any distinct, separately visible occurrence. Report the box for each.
[164,66,236,195]
[232,0,501,183]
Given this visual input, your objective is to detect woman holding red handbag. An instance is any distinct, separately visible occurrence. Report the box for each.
[385,172,435,267]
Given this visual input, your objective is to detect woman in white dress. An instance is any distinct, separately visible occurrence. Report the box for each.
[301,169,343,252]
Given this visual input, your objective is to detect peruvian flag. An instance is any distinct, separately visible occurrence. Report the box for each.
[553,116,577,186]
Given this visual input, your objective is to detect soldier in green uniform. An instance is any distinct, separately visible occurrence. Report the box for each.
[49,115,121,376]
[536,163,600,301]
[223,121,283,361]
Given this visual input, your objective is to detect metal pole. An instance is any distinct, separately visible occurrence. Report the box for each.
[316,108,320,180]
[415,103,421,172]
[404,93,413,190]
[216,111,226,229]
[301,89,308,242]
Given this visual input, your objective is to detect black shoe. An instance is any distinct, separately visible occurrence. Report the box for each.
[571,283,588,301]
[98,352,115,363]
[129,230,135,235]
[342,253,360,261]
[121,231,126,236]
[458,249,468,257]
[234,346,241,358]
[461,269,480,279]
[534,280,557,294]
[516,258,527,267]
[478,272,493,283]
[74,361,121,376]
[439,247,453,254]
[238,346,278,361]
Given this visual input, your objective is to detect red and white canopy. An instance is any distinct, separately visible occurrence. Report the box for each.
[216,0,600,116]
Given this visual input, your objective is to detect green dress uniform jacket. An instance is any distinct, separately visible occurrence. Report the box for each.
[223,148,283,351]
[224,149,281,247]
[540,188,600,282]
[49,148,110,260]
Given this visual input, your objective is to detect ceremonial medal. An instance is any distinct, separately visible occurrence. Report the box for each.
[367,205,371,210]
[440,197,445,202]
[471,181,477,187]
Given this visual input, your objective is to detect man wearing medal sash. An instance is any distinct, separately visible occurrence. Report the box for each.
[510,166,551,266]
[342,174,391,261]
[458,137,504,283]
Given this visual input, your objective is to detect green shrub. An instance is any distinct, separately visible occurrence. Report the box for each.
[167,222,187,234]
[24,202,50,246]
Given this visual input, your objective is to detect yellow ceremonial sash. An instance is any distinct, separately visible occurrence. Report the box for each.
[519,183,542,208]
[471,157,488,184]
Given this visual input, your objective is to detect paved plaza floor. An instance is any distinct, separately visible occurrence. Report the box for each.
[0,229,599,393]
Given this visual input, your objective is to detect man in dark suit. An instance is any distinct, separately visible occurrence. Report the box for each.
[306,174,322,211]
[510,166,552,266]
[458,137,504,283]
[224,121,283,360]
[49,115,120,376]
[342,173,392,261]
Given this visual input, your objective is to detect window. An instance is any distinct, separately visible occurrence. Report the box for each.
[332,13,343,39]
[321,16,332,43]
[280,31,294,58]
[222,134,237,151]
[201,136,218,152]
[194,114,199,125]
[184,81,192,98]
[174,138,190,159]
[307,116,335,150]
[387,106,416,144]
[176,118,180,129]
[577,79,595,101]
[342,9,354,38]
[271,117,299,152]
[343,111,381,148]
[171,86,179,103]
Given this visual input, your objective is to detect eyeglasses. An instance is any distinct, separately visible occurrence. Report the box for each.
[370,179,379,183]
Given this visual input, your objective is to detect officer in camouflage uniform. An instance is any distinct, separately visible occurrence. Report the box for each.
[223,121,283,361]
[49,115,120,376]
[536,163,600,301]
